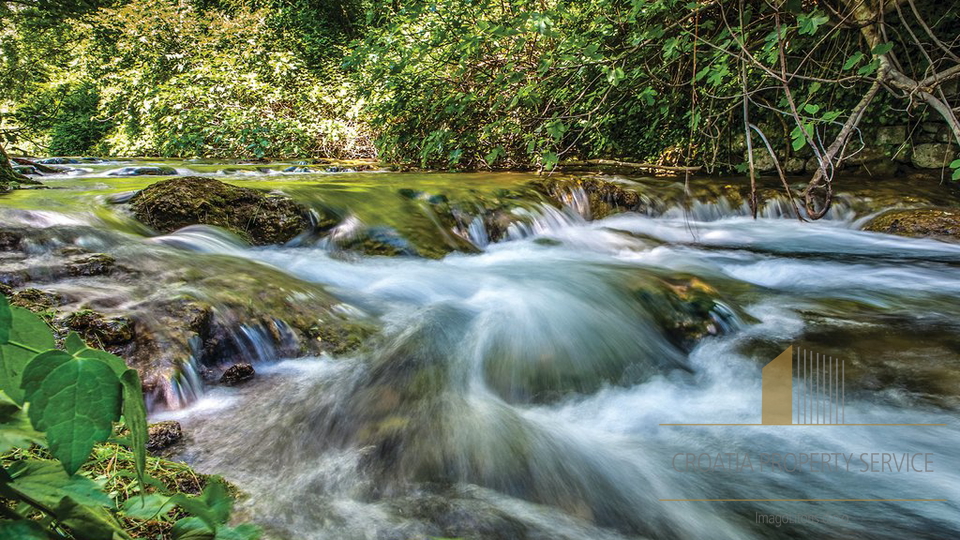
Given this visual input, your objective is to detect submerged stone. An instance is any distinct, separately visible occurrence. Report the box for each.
[130,176,314,245]
[37,157,81,165]
[220,363,256,386]
[109,166,178,177]
[66,253,115,276]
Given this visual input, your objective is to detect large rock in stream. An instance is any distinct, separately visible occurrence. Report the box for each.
[863,208,960,241]
[130,177,314,245]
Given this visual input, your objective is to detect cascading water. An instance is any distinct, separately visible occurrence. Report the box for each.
[3,162,959,539]
[160,186,958,540]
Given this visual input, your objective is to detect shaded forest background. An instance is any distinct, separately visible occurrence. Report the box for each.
[1,0,958,175]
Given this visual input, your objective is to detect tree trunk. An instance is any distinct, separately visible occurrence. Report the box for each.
[803,0,960,219]
[0,143,27,193]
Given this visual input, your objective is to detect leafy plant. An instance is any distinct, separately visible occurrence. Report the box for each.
[0,295,259,539]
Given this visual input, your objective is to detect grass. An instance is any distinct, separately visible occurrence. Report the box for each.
[2,439,235,539]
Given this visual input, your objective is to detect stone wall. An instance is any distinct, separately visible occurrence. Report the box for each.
[740,122,959,177]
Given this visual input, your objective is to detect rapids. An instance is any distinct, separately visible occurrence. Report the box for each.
[3,161,959,539]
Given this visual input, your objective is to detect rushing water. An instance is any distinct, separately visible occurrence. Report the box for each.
[4,161,960,539]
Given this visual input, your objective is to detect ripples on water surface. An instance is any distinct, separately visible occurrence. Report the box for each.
[3,162,959,539]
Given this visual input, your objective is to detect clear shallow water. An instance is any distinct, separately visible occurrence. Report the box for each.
[4,162,960,539]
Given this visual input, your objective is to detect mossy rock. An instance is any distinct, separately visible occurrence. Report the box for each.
[130,176,314,245]
[10,288,63,313]
[146,420,184,455]
[66,253,115,276]
[309,321,376,355]
[863,208,960,241]
[529,176,645,218]
[62,309,135,348]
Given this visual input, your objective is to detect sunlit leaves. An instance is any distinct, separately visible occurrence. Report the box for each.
[858,59,881,76]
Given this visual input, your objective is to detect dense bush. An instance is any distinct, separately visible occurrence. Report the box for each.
[0,0,957,174]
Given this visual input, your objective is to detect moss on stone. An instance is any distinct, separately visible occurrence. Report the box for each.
[863,208,960,240]
[130,176,314,245]
[529,176,645,218]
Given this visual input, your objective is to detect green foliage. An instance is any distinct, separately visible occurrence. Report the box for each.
[1,0,957,170]
[48,84,112,156]
[0,295,259,540]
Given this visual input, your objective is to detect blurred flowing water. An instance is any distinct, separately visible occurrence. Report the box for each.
[3,161,960,539]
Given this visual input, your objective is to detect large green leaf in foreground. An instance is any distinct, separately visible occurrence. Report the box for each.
[0,304,56,404]
[21,351,122,475]
[0,295,11,344]
[0,392,43,454]
[74,346,148,481]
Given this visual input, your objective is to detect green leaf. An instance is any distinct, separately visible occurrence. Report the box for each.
[122,493,177,520]
[797,12,829,36]
[541,151,559,171]
[0,295,10,345]
[73,347,128,376]
[4,459,113,508]
[872,42,894,56]
[484,147,503,165]
[199,478,233,524]
[949,159,960,168]
[0,392,44,454]
[170,478,234,533]
[858,59,881,76]
[953,168,960,181]
[214,523,262,540]
[171,517,215,540]
[0,520,49,540]
[803,103,821,114]
[21,352,122,475]
[120,369,148,483]
[170,518,260,540]
[65,332,87,355]
[52,496,131,540]
[0,306,56,404]
[843,52,864,70]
